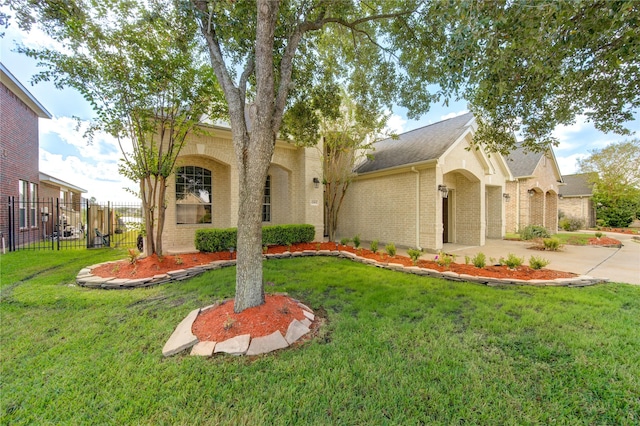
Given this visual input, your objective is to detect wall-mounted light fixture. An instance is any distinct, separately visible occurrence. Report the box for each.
[558,193,564,200]
[438,184,448,198]
[313,177,320,188]
[527,189,535,197]
[503,193,511,202]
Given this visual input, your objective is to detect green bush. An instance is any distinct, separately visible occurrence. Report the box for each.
[520,225,550,240]
[559,216,585,231]
[353,234,361,248]
[340,237,351,246]
[595,232,603,238]
[472,252,486,268]
[407,248,422,265]
[195,224,315,252]
[543,238,561,251]
[370,240,379,253]
[385,243,396,257]
[195,227,238,253]
[500,253,523,269]
[435,251,455,268]
[529,256,550,270]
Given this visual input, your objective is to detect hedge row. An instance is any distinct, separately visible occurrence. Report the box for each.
[195,224,315,252]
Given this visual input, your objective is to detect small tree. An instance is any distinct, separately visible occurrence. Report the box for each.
[11,0,226,255]
[578,140,640,227]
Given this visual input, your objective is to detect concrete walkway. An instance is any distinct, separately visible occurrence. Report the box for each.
[425,231,640,285]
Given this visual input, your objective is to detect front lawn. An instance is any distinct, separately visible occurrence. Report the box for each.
[1,250,639,424]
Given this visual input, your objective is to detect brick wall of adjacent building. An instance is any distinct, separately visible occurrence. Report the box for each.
[0,82,41,245]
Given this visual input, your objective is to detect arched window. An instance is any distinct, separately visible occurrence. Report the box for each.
[176,166,212,224]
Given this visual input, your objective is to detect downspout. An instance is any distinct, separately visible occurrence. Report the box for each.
[516,179,521,231]
[411,167,420,249]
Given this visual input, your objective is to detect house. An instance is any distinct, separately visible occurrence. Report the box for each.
[504,145,564,234]
[160,123,324,253]
[558,173,596,228]
[0,62,52,247]
[336,113,513,251]
[39,172,87,240]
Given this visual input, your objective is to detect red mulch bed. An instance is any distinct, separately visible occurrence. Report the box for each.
[597,227,638,235]
[587,236,622,246]
[91,241,577,281]
[192,294,309,341]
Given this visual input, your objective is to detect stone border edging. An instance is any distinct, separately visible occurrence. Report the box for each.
[76,249,607,290]
[162,297,315,357]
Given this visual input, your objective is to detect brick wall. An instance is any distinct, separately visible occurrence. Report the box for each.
[0,82,40,244]
[559,197,594,227]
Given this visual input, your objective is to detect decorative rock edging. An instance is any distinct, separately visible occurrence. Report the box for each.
[77,250,608,290]
[161,299,315,357]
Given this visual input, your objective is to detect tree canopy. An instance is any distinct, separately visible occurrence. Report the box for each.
[9,0,226,255]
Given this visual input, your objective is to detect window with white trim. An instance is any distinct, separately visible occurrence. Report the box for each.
[29,182,37,227]
[262,175,271,222]
[19,180,27,228]
[175,166,212,224]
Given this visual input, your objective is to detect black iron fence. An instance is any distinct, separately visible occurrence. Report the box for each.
[5,197,142,252]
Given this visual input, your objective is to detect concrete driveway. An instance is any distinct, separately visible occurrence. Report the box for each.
[439,232,640,285]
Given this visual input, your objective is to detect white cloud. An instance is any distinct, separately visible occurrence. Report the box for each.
[552,115,589,148]
[555,153,588,176]
[385,112,406,135]
[440,109,469,121]
[40,149,138,203]
[40,116,132,163]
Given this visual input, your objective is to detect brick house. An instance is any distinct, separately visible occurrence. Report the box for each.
[160,123,324,252]
[39,172,87,239]
[336,113,513,251]
[558,173,596,228]
[504,145,564,234]
[0,62,52,247]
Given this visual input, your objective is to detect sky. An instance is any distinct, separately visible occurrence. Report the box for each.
[2,20,639,204]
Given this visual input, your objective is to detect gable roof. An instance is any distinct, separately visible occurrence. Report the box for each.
[356,112,474,174]
[559,173,595,197]
[0,62,52,119]
[504,144,545,177]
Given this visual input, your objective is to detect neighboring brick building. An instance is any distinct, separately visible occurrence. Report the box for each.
[504,145,564,234]
[160,123,324,252]
[558,173,596,228]
[337,113,513,251]
[0,62,52,247]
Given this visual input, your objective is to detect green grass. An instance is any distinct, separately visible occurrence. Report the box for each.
[554,232,595,246]
[2,250,640,424]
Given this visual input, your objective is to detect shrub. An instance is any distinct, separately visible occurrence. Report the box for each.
[559,216,585,232]
[529,255,550,270]
[340,237,351,246]
[520,225,550,240]
[595,231,603,238]
[195,224,315,252]
[353,234,361,248]
[385,243,396,257]
[370,240,379,253]
[407,248,422,265]
[500,253,523,269]
[464,255,470,265]
[543,238,561,251]
[472,252,486,268]
[435,251,455,268]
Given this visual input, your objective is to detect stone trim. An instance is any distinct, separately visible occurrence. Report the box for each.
[77,250,608,290]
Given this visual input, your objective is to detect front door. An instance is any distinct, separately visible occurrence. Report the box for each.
[442,197,449,243]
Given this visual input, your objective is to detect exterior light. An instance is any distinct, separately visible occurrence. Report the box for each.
[503,193,511,202]
[313,177,320,188]
[528,189,535,197]
[558,193,564,200]
[438,184,448,198]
